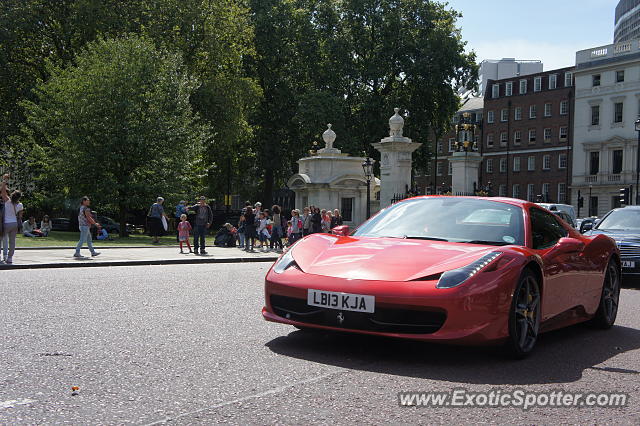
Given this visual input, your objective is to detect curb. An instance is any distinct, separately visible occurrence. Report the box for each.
[15,246,180,250]
[0,256,279,270]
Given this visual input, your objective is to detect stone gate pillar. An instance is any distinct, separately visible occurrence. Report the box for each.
[449,151,482,194]
[372,108,422,209]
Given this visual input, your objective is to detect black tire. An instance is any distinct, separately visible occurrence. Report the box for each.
[506,269,541,359]
[590,259,620,329]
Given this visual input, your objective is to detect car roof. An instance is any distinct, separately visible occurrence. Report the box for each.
[408,195,535,209]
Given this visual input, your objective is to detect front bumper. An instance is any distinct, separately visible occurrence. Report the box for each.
[263,266,519,345]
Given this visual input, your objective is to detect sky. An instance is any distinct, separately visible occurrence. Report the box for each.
[444,0,620,70]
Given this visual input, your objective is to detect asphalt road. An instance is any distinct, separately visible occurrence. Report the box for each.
[1,264,639,425]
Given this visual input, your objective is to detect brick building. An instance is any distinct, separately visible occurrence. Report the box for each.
[481,67,574,203]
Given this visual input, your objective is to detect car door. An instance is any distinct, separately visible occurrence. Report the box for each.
[529,207,583,320]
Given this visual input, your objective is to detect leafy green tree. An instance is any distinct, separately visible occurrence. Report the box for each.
[23,35,206,234]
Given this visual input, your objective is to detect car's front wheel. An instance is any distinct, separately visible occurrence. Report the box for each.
[590,259,620,329]
[506,269,541,359]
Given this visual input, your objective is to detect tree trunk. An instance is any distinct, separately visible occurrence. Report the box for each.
[119,203,129,238]
[263,168,274,208]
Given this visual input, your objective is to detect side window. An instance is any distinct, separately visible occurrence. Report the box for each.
[530,208,567,249]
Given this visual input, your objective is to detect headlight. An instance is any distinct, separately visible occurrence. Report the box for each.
[436,252,502,289]
[273,248,299,274]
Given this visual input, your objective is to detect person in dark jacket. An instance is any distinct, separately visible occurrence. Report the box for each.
[243,206,256,252]
[331,209,343,229]
[186,196,213,255]
[310,207,322,233]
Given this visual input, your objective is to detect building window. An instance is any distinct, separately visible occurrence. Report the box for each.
[519,79,527,94]
[612,149,623,174]
[528,129,536,143]
[560,100,568,115]
[514,130,522,145]
[448,138,455,152]
[614,102,624,123]
[499,158,507,173]
[591,105,600,126]
[549,74,557,89]
[616,70,625,83]
[514,107,522,120]
[487,110,495,123]
[544,103,552,117]
[534,76,542,92]
[486,159,493,173]
[528,156,535,171]
[492,84,499,98]
[486,134,494,147]
[559,153,567,169]
[513,184,521,199]
[529,105,537,119]
[436,162,443,176]
[436,141,443,153]
[527,184,535,201]
[542,183,550,200]
[505,82,513,96]
[564,72,572,87]
[513,156,521,172]
[448,162,453,175]
[499,184,507,197]
[341,198,354,221]
[543,155,551,170]
[559,126,568,140]
[501,108,508,122]
[558,183,567,203]
[500,132,508,146]
[543,128,552,142]
[589,151,599,175]
[593,74,601,87]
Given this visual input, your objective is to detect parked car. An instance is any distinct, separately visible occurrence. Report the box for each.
[552,210,576,228]
[536,203,577,223]
[97,216,120,234]
[584,206,640,279]
[578,217,600,233]
[50,217,71,232]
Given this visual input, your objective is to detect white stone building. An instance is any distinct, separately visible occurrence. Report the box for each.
[288,125,380,226]
[571,40,640,216]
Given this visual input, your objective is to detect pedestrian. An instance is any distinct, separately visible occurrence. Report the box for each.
[331,209,343,229]
[310,207,322,233]
[174,200,187,242]
[257,211,270,252]
[270,205,284,252]
[237,214,246,248]
[321,209,332,233]
[22,216,43,237]
[177,213,193,254]
[40,215,52,237]
[147,196,168,244]
[289,209,303,244]
[243,206,256,252]
[74,196,101,258]
[186,196,213,255]
[302,206,311,236]
[1,173,23,264]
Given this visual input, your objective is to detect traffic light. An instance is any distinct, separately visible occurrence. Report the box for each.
[619,187,631,206]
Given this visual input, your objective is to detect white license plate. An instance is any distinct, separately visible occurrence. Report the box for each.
[622,260,635,268]
[307,289,375,313]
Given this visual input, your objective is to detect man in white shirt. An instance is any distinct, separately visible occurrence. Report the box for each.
[1,173,24,264]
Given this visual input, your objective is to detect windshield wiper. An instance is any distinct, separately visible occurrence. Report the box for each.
[403,236,449,242]
[463,240,510,246]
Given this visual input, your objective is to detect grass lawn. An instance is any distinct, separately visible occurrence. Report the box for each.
[15,231,179,247]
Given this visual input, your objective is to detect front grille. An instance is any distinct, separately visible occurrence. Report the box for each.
[270,295,446,334]
[618,244,640,258]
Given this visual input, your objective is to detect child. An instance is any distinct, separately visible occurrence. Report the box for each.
[177,214,193,254]
[257,212,271,252]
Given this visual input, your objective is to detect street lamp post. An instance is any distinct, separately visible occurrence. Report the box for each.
[635,118,640,204]
[362,157,374,219]
[454,112,479,195]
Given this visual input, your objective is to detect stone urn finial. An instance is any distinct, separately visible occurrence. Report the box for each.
[389,108,404,137]
[322,123,336,150]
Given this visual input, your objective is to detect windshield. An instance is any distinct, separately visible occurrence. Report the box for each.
[596,209,640,231]
[354,197,525,246]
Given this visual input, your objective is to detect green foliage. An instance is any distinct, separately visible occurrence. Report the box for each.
[22,35,206,230]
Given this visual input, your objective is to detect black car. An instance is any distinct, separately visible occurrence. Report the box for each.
[585,206,640,278]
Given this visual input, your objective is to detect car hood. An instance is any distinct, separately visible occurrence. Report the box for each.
[587,229,640,245]
[291,234,501,281]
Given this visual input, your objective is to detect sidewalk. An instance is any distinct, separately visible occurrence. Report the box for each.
[0,246,279,270]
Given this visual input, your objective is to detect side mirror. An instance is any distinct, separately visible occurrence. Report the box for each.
[549,237,585,256]
[332,225,350,236]
[580,222,593,233]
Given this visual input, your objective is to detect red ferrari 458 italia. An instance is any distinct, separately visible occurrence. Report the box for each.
[262,196,621,357]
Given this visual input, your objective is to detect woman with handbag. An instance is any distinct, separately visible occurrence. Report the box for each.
[1,173,24,265]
